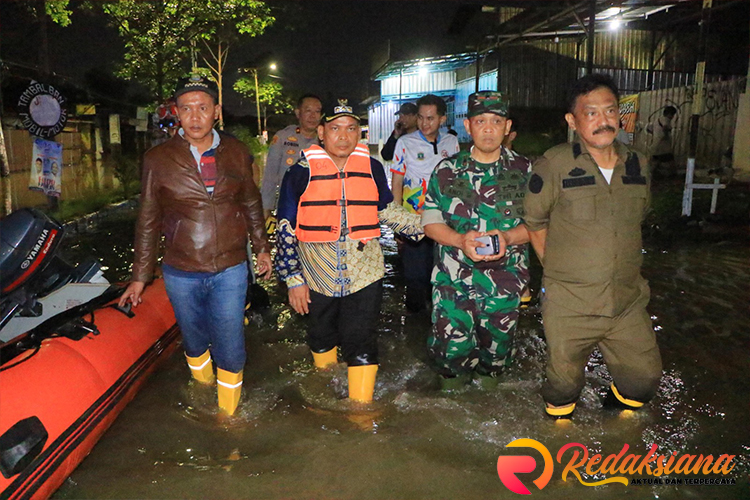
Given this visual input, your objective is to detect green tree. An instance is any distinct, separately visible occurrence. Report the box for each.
[233,78,294,132]
[93,0,273,103]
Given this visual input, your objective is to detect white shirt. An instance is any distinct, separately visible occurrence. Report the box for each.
[391,130,459,213]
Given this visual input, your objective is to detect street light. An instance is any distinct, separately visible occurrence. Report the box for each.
[241,62,277,142]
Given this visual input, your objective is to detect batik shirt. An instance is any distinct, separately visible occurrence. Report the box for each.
[276,153,423,297]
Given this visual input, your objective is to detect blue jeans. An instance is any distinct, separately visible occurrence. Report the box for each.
[163,262,248,373]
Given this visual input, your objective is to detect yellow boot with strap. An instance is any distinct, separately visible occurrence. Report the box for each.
[217,368,243,416]
[348,365,378,402]
[185,350,215,385]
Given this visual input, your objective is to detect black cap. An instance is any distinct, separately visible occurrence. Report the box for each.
[395,102,418,116]
[323,99,360,123]
[174,74,219,101]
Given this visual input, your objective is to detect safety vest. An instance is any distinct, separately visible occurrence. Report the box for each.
[296,144,381,243]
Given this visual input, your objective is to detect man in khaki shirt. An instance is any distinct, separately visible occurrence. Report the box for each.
[524,74,662,419]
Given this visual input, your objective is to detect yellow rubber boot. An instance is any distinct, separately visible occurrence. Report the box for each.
[312,347,338,369]
[348,365,378,403]
[185,351,215,384]
[217,368,243,416]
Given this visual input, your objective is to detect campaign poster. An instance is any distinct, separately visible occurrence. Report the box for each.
[619,94,639,143]
[29,138,63,197]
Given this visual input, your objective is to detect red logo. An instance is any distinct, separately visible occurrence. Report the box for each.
[497,439,553,494]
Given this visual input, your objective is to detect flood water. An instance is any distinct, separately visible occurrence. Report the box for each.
[52,208,749,499]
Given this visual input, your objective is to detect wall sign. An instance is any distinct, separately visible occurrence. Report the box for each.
[17,81,68,139]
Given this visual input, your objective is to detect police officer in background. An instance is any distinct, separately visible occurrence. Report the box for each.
[523,74,662,420]
[261,94,323,221]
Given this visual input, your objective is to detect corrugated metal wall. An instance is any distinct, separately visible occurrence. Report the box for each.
[454,70,499,142]
[496,45,578,109]
[634,77,744,169]
[529,29,694,72]
[367,100,402,149]
[380,70,456,100]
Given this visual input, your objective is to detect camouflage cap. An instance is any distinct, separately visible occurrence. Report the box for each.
[467,91,509,118]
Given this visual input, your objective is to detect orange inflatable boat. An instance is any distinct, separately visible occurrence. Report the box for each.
[0,209,178,499]
[0,280,177,500]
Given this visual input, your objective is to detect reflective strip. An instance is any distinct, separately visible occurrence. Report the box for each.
[217,379,243,389]
[611,384,644,408]
[545,403,576,416]
[186,354,211,371]
[187,358,211,371]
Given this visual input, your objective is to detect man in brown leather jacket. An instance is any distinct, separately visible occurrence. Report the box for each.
[119,75,272,416]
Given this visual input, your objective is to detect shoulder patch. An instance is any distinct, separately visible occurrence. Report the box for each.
[622,152,646,184]
[271,135,279,145]
[529,173,544,194]
[568,167,586,177]
[625,153,641,177]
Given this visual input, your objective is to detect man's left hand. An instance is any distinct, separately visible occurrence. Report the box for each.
[256,252,273,279]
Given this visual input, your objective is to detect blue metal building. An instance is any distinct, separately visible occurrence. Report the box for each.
[368,53,498,145]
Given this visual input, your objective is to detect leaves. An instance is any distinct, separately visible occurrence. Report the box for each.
[233,78,294,114]
[95,0,274,102]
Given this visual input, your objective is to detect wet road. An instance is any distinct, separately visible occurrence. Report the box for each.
[53,209,749,499]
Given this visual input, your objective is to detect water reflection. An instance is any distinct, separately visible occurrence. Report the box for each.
[53,211,749,499]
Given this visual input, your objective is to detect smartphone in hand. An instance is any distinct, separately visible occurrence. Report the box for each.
[475,234,501,256]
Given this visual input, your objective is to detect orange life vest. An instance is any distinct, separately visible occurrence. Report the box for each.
[296,144,380,243]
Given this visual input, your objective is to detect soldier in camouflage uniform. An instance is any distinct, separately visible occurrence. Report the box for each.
[422,91,532,390]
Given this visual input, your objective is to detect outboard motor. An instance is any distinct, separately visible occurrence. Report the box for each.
[0,209,109,344]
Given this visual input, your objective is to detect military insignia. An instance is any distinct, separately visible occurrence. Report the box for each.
[288,136,298,142]
[572,143,582,159]
[504,208,512,216]
[568,167,586,177]
[334,99,353,114]
[286,158,294,165]
[286,149,295,155]
[271,136,279,145]
[443,179,474,201]
[441,150,449,158]
[417,152,425,160]
[529,173,544,194]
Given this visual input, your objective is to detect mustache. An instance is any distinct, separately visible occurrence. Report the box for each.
[593,125,617,135]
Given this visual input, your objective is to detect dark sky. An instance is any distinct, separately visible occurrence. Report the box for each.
[2,1,747,117]
[1,1,492,115]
